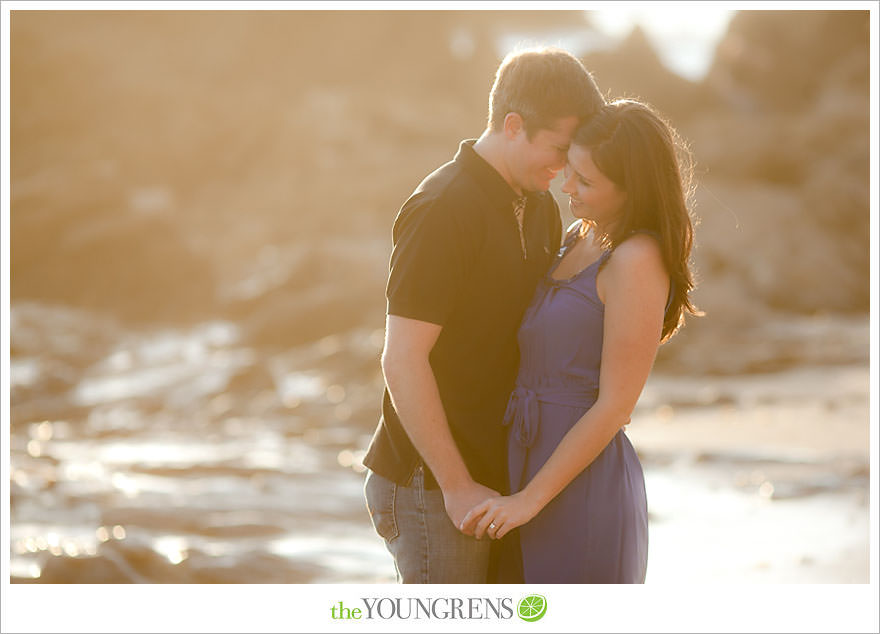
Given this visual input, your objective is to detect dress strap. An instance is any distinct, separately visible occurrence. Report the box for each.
[562,225,582,249]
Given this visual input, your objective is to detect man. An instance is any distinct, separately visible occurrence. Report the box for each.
[363,47,604,583]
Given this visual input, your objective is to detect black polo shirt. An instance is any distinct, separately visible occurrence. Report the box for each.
[363,139,562,494]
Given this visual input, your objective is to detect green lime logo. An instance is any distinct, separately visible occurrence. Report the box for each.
[517,594,547,622]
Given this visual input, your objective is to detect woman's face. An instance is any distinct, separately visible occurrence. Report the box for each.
[561,144,627,232]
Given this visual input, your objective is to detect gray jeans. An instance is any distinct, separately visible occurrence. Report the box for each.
[364,466,491,583]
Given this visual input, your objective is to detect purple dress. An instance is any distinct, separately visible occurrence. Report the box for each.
[503,231,649,583]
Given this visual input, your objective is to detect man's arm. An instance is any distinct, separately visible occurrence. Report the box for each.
[382,314,499,533]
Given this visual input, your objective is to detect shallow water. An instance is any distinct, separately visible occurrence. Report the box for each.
[8,303,870,583]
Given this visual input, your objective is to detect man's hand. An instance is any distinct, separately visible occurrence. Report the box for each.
[459,491,541,540]
[441,481,500,535]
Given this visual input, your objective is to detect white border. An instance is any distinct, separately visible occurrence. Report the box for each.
[1,0,10,630]
[1,2,878,633]
[869,0,880,624]
[1,584,879,633]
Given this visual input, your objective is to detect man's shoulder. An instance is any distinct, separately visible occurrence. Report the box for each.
[397,158,484,224]
[410,155,480,205]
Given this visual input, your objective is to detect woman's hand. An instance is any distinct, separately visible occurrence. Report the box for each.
[458,492,541,540]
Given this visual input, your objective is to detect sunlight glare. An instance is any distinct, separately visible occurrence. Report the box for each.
[589,8,736,80]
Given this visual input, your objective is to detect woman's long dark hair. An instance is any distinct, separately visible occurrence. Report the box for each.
[575,99,701,341]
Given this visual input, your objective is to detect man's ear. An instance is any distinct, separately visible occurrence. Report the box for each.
[503,112,524,140]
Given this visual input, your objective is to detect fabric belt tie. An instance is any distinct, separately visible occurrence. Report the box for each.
[503,383,599,449]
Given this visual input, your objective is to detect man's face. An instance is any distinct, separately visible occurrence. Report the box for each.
[508,115,580,193]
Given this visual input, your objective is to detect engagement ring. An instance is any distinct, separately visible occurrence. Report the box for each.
[489,522,497,530]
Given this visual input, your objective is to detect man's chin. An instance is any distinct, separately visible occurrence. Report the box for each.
[529,178,553,192]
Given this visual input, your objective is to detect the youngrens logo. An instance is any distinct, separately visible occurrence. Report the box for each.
[517,595,547,622]
[329,595,547,621]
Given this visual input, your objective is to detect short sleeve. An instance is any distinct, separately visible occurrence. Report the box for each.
[385,196,477,326]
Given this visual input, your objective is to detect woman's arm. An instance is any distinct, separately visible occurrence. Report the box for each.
[461,234,670,539]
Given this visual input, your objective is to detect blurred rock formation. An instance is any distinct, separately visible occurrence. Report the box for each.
[10,10,870,363]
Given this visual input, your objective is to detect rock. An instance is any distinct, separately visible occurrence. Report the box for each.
[581,25,719,122]
[8,10,871,366]
[38,540,189,583]
[707,10,869,112]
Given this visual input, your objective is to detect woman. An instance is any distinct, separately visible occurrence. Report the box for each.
[460,99,701,583]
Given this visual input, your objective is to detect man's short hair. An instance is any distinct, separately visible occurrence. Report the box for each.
[488,46,604,137]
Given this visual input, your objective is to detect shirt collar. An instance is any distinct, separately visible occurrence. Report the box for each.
[454,139,536,212]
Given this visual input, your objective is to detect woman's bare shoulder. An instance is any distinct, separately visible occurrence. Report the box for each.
[607,233,666,276]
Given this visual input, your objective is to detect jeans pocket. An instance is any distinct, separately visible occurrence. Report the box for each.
[364,470,399,543]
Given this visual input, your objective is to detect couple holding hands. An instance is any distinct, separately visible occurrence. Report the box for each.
[363,46,699,584]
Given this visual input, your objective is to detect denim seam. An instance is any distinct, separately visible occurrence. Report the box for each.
[388,480,399,543]
[390,476,402,583]
[417,467,429,583]
[366,470,400,544]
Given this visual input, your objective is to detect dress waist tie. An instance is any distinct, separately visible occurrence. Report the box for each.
[503,383,599,449]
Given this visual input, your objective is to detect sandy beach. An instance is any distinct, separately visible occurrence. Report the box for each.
[9,304,870,584]
[632,364,870,583]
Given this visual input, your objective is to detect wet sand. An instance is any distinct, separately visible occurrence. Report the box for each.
[8,304,869,584]
[632,365,869,583]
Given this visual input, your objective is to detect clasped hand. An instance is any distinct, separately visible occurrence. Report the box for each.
[458,492,539,540]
